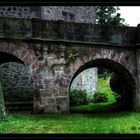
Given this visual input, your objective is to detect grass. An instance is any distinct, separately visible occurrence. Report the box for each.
[71,76,117,112]
[0,111,140,133]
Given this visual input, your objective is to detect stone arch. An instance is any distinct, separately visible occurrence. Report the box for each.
[68,48,136,78]
[0,41,39,72]
[0,62,34,110]
[0,43,39,111]
[69,58,136,110]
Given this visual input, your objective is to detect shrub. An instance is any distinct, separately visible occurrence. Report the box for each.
[93,92,108,103]
[112,92,121,102]
[69,89,88,106]
[87,95,93,103]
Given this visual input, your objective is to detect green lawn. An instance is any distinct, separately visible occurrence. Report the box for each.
[1,111,140,133]
[71,76,117,112]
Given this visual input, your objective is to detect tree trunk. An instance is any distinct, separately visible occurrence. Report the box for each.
[0,82,6,117]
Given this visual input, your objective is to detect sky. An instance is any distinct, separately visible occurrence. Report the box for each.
[119,6,140,27]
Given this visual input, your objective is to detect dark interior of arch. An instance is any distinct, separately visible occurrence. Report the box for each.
[0,52,24,64]
[69,58,136,111]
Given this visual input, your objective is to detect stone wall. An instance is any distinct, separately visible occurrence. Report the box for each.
[0,6,35,19]
[33,46,70,113]
[0,6,96,24]
[0,62,33,104]
[31,43,136,113]
[0,40,137,113]
[70,68,98,95]
[41,6,96,23]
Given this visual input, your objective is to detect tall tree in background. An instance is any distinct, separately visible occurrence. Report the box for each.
[96,6,125,26]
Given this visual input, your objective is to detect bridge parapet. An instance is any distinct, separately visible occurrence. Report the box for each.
[0,16,137,46]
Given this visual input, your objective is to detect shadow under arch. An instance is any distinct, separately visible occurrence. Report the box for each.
[0,52,25,65]
[69,58,136,111]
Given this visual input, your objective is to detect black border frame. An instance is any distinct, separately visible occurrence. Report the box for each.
[0,1,140,139]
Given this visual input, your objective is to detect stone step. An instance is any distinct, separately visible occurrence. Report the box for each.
[5,101,33,111]
[5,101,33,105]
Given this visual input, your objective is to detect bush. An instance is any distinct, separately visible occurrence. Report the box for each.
[69,89,88,106]
[112,92,121,102]
[87,95,93,103]
[93,92,108,103]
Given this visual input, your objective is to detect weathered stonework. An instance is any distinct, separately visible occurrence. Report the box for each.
[0,6,96,24]
[0,6,35,18]
[0,16,139,113]
[30,44,136,113]
[71,68,98,95]
[41,6,96,23]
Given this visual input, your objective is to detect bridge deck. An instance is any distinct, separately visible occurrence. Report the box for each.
[0,16,138,47]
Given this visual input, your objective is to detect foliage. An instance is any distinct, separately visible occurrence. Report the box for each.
[96,6,125,26]
[65,48,79,63]
[98,76,119,103]
[71,76,117,112]
[93,92,108,103]
[98,68,113,79]
[87,95,94,103]
[0,114,14,121]
[69,89,88,106]
[113,92,121,102]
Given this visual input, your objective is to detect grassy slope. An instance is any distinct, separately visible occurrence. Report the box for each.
[71,77,117,112]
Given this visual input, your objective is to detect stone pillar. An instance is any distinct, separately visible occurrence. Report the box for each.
[33,72,45,113]
[33,44,70,114]
[42,67,70,114]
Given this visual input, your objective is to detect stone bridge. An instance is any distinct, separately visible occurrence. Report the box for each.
[0,17,140,113]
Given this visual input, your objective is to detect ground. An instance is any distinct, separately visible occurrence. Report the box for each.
[0,111,140,134]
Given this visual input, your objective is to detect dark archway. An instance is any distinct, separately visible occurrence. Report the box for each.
[69,58,136,111]
[0,52,33,111]
[0,52,24,65]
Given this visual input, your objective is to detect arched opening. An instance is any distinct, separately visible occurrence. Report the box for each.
[0,52,24,64]
[69,59,136,113]
[0,52,33,112]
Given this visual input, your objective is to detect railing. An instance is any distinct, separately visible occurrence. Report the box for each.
[0,16,137,46]
[0,17,32,38]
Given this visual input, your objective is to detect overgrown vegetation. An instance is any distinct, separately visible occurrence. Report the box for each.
[70,75,118,112]
[69,89,88,106]
[93,92,108,103]
[0,82,6,119]
[65,48,79,63]
[0,82,14,121]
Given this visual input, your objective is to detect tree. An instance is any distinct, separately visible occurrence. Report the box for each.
[0,82,6,118]
[96,6,125,26]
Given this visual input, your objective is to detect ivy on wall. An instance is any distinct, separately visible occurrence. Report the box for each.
[65,48,80,63]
